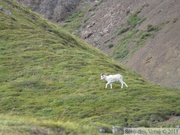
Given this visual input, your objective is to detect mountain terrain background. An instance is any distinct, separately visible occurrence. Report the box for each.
[17,0,180,88]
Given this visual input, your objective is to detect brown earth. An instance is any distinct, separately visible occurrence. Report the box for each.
[125,0,180,88]
[17,0,180,88]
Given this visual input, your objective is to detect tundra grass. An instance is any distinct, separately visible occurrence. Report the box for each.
[0,0,180,134]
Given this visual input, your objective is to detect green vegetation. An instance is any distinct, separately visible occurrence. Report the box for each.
[116,6,146,36]
[107,43,114,48]
[62,0,105,35]
[173,18,178,23]
[114,6,164,61]
[63,10,85,33]
[0,0,180,134]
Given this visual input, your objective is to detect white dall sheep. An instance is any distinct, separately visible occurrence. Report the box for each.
[101,73,128,89]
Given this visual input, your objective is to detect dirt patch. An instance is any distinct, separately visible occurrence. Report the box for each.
[160,116,180,126]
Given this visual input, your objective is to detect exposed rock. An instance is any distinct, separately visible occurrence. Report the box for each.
[112,126,124,134]
[81,30,93,39]
[97,126,112,133]
[98,127,106,133]
[86,22,95,28]
[17,0,81,22]
[0,5,12,16]
[4,9,12,16]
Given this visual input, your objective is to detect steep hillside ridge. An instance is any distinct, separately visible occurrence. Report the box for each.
[126,0,180,88]
[0,0,180,134]
[17,0,180,88]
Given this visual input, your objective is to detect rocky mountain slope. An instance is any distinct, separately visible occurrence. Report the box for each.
[17,0,180,88]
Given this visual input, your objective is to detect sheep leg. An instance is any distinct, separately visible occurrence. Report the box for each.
[123,81,128,87]
[105,82,109,88]
[110,83,112,89]
[120,80,124,89]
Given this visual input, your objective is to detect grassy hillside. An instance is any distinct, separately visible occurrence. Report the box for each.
[0,0,180,134]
